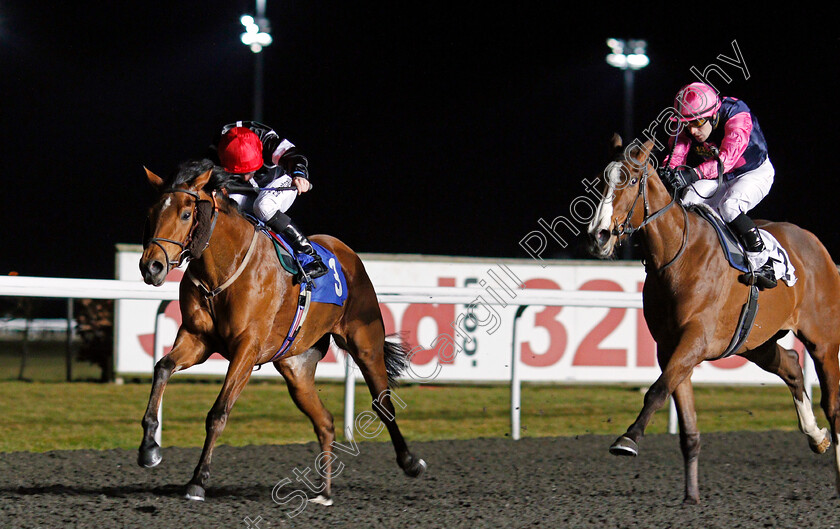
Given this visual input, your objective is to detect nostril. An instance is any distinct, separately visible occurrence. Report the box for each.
[149,260,164,276]
[597,229,610,244]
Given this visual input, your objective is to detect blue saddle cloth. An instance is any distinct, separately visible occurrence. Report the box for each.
[690,206,750,273]
[272,236,348,306]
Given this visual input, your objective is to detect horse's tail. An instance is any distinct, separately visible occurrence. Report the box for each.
[383,333,411,388]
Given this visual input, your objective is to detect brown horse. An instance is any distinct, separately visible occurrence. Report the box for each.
[587,136,840,504]
[137,161,426,502]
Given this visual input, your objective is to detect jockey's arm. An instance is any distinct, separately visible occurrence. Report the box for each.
[695,112,752,179]
[666,133,691,169]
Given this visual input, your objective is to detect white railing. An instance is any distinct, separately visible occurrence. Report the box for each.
[0,274,816,442]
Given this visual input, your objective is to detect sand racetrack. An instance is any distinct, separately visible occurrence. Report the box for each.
[1,431,838,528]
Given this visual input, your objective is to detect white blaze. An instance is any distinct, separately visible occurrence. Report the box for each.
[588,161,621,235]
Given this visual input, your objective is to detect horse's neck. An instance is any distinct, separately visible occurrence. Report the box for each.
[638,190,693,272]
[190,210,258,285]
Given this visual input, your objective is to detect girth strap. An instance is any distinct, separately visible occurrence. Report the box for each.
[268,281,313,363]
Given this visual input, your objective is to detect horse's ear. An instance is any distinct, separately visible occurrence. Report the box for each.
[609,133,623,159]
[641,139,655,157]
[193,169,213,191]
[144,166,165,190]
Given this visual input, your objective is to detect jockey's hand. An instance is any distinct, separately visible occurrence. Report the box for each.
[293,177,312,194]
[662,167,699,193]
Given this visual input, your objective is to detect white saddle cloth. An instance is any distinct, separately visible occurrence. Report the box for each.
[757,229,797,287]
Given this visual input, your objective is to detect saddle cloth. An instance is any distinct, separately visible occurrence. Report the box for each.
[690,204,797,287]
[267,232,349,307]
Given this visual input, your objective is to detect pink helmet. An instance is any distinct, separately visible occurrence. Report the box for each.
[673,82,721,122]
[218,127,264,173]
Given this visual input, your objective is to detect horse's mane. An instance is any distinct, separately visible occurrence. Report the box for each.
[168,159,243,211]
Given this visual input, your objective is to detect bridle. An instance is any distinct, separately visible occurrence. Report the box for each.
[610,158,689,271]
[143,187,219,276]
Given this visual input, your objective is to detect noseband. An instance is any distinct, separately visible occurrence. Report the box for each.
[144,188,219,274]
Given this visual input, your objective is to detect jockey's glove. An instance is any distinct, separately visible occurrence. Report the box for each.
[662,167,699,193]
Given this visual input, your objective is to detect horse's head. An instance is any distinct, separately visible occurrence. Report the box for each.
[140,165,215,286]
[587,135,663,258]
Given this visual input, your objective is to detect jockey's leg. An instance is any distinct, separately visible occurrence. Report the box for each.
[679,178,722,208]
[727,212,776,289]
[719,163,776,289]
[266,211,328,279]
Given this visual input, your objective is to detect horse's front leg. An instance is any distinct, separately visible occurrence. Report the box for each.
[672,376,701,504]
[610,329,703,457]
[185,350,255,501]
[139,329,211,468]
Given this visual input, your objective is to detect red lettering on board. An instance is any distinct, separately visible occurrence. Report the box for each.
[573,279,626,366]
[400,278,456,365]
[519,278,567,367]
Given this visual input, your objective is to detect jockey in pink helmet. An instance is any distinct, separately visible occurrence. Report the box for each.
[212,121,328,279]
[661,82,776,289]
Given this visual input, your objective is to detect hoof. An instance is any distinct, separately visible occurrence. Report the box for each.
[137,443,162,468]
[810,429,831,454]
[403,457,427,478]
[308,494,333,506]
[609,436,638,457]
[184,483,205,501]
[682,495,700,506]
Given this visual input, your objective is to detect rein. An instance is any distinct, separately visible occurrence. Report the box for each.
[611,163,689,271]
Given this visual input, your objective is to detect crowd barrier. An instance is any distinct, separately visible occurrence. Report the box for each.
[0,252,818,442]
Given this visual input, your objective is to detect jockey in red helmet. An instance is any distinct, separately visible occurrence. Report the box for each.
[661,82,776,289]
[213,121,328,279]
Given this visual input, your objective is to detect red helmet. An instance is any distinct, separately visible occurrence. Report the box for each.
[673,82,721,121]
[218,127,263,173]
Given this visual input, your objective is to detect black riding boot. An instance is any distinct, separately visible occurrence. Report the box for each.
[728,213,777,290]
[266,212,329,279]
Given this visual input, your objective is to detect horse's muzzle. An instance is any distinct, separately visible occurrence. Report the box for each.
[140,257,167,286]
[587,229,614,258]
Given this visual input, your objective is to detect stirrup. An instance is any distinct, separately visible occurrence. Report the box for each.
[303,257,328,279]
[738,262,777,290]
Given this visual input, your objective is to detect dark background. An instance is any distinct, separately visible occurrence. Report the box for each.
[0,3,835,280]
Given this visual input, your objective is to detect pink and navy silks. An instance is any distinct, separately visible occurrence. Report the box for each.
[668,97,769,181]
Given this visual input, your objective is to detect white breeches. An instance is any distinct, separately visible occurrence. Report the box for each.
[680,158,775,223]
[681,158,775,268]
[230,174,297,222]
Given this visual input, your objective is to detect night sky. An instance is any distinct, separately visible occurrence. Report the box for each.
[0,3,836,280]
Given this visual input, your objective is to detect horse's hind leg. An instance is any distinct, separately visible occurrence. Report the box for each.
[274,336,336,505]
[139,329,211,468]
[744,338,829,453]
[800,338,840,496]
[336,326,426,477]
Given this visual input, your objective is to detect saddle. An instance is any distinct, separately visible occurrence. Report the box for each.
[690,204,797,286]
[245,214,348,307]
[689,205,751,273]
[267,231,303,276]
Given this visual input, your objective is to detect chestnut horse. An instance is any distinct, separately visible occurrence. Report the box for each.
[587,136,840,503]
[137,162,426,502]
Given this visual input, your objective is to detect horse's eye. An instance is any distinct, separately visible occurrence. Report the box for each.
[630,178,638,185]
[181,211,192,221]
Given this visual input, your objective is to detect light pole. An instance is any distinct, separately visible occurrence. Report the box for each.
[606,39,649,142]
[240,0,273,122]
